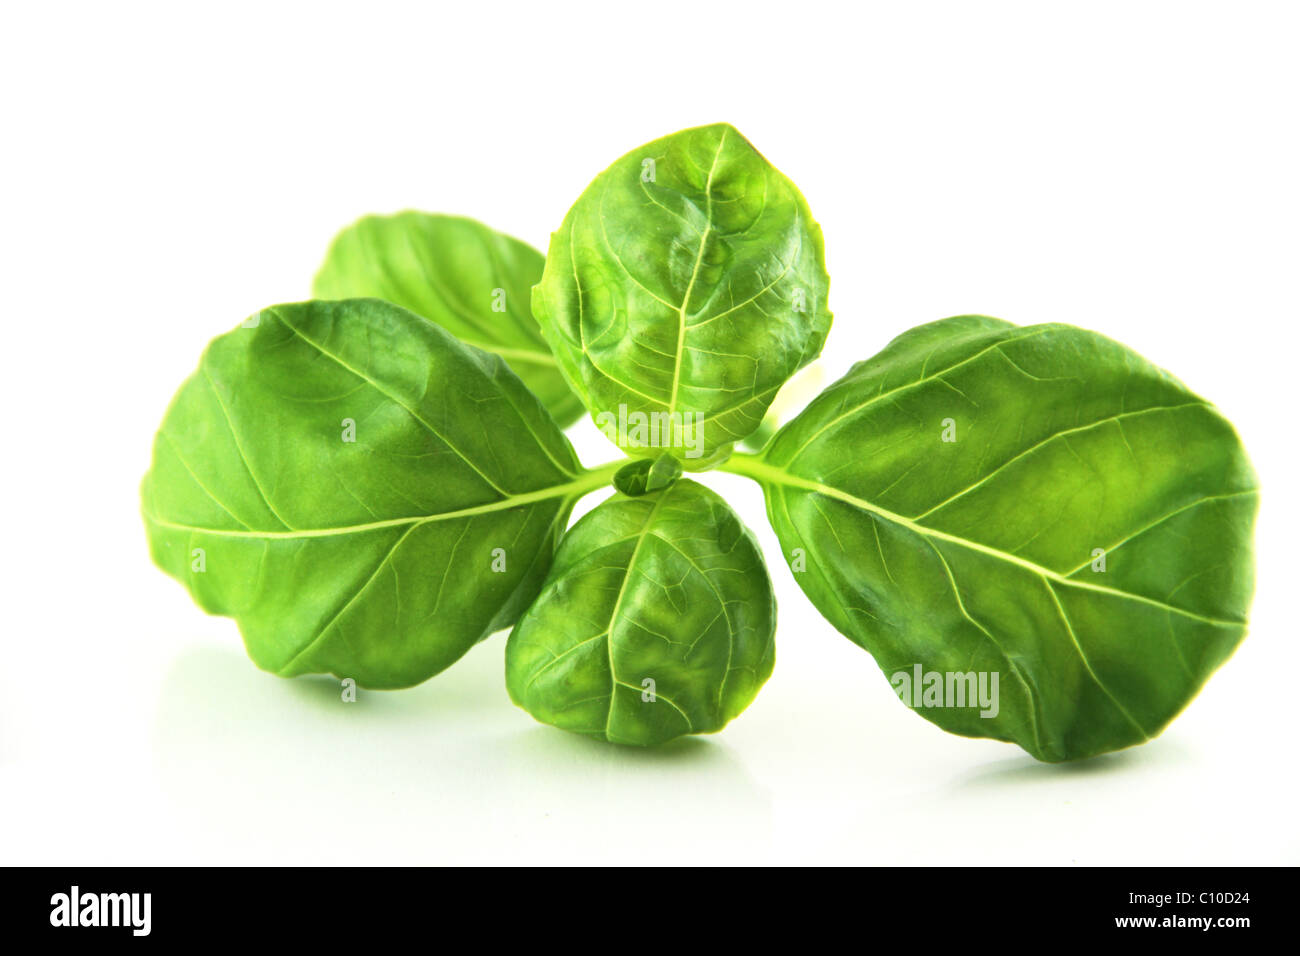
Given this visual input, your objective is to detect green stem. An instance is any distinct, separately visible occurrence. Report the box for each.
[573,457,630,495]
[718,451,770,482]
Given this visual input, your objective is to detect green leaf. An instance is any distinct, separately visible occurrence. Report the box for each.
[142,298,618,689]
[533,122,831,464]
[612,453,683,497]
[313,212,584,426]
[726,315,1258,761]
[506,479,776,745]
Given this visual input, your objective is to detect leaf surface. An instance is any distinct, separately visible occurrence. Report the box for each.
[142,298,611,688]
[728,315,1258,760]
[533,123,831,463]
[506,479,775,745]
[314,212,583,425]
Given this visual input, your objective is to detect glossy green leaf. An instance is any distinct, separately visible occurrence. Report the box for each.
[533,123,831,464]
[313,212,584,426]
[727,315,1258,761]
[612,453,683,497]
[506,479,776,745]
[142,298,618,689]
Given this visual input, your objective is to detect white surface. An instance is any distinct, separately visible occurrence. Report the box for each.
[2,1,1297,865]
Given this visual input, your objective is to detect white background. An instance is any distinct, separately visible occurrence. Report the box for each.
[2,1,1296,865]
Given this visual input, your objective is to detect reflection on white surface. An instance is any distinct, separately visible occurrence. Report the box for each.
[153,640,772,865]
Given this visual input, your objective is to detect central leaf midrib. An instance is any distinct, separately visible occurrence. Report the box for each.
[727,456,1245,629]
[143,467,619,540]
[667,130,727,420]
[601,493,693,737]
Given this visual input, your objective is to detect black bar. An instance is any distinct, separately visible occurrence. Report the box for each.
[4,866,1287,942]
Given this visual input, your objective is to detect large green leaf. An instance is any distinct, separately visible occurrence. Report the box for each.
[726,315,1258,761]
[313,212,584,426]
[506,479,775,745]
[533,123,831,465]
[142,298,617,689]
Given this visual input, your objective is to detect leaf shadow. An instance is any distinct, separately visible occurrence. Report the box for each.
[484,722,726,769]
[951,738,1190,791]
[152,640,771,862]
[153,636,521,745]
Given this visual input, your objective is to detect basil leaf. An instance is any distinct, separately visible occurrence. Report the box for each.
[727,315,1258,761]
[533,123,831,464]
[506,479,775,745]
[612,453,683,497]
[313,212,584,426]
[142,298,617,688]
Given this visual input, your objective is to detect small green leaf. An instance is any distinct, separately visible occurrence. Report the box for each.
[533,123,831,463]
[313,212,584,426]
[506,479,776,745]
[142,298,616,688]
[612,454,684,496]
[728,315,1258,761]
